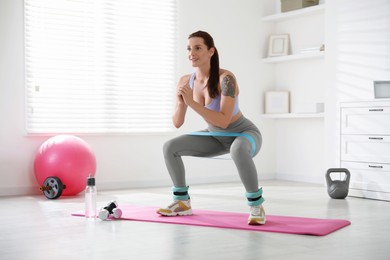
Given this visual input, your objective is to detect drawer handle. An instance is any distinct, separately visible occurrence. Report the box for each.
[368,165,383,169]
[369,137,384,140]
[368,108,384,112]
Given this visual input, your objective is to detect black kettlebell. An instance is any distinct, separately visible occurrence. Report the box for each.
[326,168,351,199]
[98,201,122,220]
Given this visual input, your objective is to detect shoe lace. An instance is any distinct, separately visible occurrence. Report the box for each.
[167,200,179,208]
[250,206,261,216]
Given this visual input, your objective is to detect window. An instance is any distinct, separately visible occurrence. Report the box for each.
[24,0,176,134]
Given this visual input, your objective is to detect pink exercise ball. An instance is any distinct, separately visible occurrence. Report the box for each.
[34,135,96,196]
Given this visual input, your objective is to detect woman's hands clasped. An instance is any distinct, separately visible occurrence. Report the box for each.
[177,82,194,106]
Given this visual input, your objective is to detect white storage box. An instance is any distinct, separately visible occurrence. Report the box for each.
[281,0,319,12]
[291,102,324,114]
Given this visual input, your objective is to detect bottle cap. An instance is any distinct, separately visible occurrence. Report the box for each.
[87,173,95,186]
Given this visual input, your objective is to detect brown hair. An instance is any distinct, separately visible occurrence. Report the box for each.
[188,31,220,98]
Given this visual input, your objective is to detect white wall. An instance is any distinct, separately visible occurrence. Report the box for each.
[324,0,390,170]
[8,0,386,197]
[0,0,276,196]
[264,1,327,183]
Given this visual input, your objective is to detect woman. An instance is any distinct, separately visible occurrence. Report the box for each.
[157,31,265,225]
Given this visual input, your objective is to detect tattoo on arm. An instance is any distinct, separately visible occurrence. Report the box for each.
[221,75,236,98]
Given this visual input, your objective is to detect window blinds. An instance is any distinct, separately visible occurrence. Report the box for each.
[24,0,176,134]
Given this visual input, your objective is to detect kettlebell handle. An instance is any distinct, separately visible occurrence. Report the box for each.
[326,168,350,184]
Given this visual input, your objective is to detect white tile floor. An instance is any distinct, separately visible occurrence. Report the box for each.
[1,180,389,260]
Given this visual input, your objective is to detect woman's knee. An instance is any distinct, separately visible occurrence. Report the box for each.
[232,133,262,158]
[163,139,175,156]
[230,140,251,159]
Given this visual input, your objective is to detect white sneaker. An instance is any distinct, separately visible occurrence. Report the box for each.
[156,200,192,216]
[248,205,266,225]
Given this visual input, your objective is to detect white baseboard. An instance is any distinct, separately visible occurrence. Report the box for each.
[276,173,325,185]
[0,172,277,197]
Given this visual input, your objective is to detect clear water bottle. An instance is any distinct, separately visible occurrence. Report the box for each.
[85,173,97,219]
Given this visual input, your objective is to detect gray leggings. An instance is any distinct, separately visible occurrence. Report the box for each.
[163,115,262,193]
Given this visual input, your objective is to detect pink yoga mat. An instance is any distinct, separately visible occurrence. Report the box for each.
[72,205,351,236]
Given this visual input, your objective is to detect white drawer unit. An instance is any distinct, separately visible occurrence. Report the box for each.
[340,100,390,201]
[341,135,390,163]
[341,161,390,193]
[341,106,390,135]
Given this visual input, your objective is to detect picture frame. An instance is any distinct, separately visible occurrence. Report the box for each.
[268,34,289,57]
[265,91,290,114]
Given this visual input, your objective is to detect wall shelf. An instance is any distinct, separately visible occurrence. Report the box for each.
[260,3,326,121]
[262,4,325,22]
[260,113,324,119]
[262,51,324,63]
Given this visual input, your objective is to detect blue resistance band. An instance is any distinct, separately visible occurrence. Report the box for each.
[188,131,256,157]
